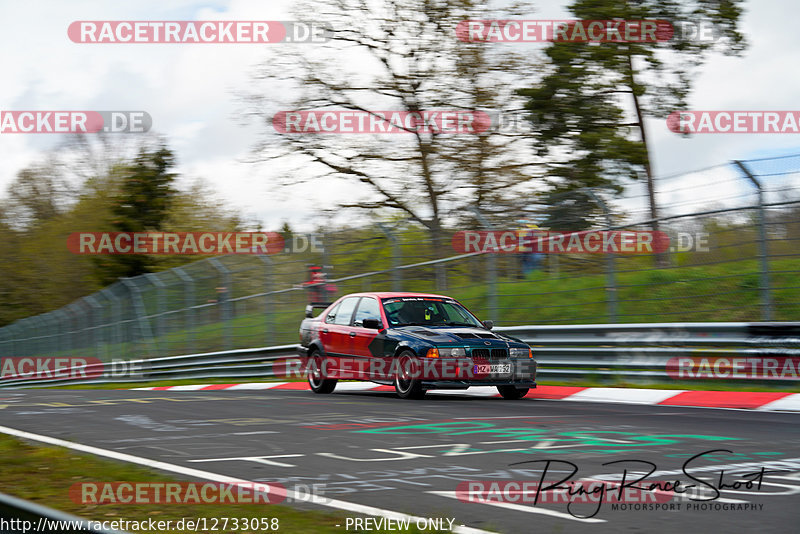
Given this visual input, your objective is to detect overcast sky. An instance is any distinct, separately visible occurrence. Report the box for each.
[1,0,798,230]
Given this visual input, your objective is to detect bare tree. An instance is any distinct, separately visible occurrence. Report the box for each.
[244,0,543,258]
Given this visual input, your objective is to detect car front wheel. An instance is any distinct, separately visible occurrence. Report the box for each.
[308,352,337,394]
[497,385,529,400]
[394,351,425,399]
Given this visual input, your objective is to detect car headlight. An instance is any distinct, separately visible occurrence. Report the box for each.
[440,347,466,357]
[509,347,532,358]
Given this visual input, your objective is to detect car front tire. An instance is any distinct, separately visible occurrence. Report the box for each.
[394,351,425,399]
[497,385,529,400]
[308,352,337,394]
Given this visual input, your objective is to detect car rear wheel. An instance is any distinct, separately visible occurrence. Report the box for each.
[308,352,337,394]
[497,385,529,400]
[394,351,425,399]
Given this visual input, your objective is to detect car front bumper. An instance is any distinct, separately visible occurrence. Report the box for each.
[420,379,536,389]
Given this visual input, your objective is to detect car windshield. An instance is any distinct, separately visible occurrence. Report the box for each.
[382,297,483,327]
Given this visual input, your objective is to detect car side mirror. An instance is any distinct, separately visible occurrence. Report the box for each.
[482,320,494,330]
[363,318,382,330]
[305,305,314,318]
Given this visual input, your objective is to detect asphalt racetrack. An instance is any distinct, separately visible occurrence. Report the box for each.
[0,388,798,533]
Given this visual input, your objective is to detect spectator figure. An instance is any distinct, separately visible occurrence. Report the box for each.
[518,219,545,277]
[302,265,337,304]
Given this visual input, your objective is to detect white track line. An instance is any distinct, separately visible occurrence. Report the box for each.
[0,424,494,534]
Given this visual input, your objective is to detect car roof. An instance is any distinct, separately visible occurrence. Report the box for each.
[341,291,453,299]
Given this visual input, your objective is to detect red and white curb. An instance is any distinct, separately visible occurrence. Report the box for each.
[132,382,800,411]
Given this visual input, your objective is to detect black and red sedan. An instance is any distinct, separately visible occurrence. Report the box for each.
[298,292,537,399]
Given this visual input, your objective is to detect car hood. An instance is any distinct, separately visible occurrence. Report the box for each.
[394,325,511,345]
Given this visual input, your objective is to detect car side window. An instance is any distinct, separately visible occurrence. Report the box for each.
[332,297,360,326]
[353,297,381,326]
[324,302,342,324]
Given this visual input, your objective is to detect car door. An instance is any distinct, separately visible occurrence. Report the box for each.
[325,296,360,374]
[350,296,384,379]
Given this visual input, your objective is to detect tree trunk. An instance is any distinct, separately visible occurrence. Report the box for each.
[627,50,668,267]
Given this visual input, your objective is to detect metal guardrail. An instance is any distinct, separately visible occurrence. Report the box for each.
[0,323,798,388]
[500,322,800,380]
[0,491,129,533]
[0,345,298,389]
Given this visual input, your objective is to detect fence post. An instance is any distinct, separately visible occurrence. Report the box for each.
[256,255,275,345]
[65,305,79,357]
[74,304,88,356]
[84,296,103,361]
[99,286,122,358]
[0,325,8,358]
[56,310,71,356]
[471,208,499,323]
[145,273,166,341]
[734,160,773,321]
[44,312,59,357]
[321,232,330,271]
[378,223,402,291]
[121,278,157,358]
[209,258,232,351]
[581,188,618,323]
[174,268,196,355]
[9,324,20,357]
[28,316,42,357]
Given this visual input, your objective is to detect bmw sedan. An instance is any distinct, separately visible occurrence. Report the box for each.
[298,292,537,399]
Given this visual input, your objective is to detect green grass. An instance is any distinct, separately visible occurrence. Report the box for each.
[457,257,800,324]
[0,434,442,533]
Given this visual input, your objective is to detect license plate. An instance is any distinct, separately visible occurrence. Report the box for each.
[474,363,511,374]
